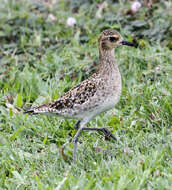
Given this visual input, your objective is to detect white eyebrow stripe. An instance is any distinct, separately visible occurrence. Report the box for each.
[106,35,118,38]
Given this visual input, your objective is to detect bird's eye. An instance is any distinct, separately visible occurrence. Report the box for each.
[109,37,117,42]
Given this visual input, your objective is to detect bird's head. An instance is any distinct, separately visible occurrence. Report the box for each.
[98,29,136,51]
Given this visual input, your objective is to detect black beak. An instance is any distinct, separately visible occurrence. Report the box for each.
[121,40,136,47]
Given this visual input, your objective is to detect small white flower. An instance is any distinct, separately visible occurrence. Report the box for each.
[155,66,161,71]
[48,14,56,22]
[66,17,76,27]
[131,1,141,13]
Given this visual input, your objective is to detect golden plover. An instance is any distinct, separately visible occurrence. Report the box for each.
[25,29,136,160]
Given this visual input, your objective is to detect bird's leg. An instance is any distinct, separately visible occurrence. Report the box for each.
[74,121,80,130]
[73,127,83,162]
[73,121,115,161]
[82,127,116,140]
[73,120,87,162]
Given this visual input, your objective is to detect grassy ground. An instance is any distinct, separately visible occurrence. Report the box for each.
[0,0,172,189]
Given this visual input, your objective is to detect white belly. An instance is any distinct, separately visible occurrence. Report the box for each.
[77,93,121,121]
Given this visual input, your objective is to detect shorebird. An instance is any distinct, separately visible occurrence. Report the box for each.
[25,29,136,161]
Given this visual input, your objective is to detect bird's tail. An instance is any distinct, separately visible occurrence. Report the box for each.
[24,103,55,115]
[24,108,38,115]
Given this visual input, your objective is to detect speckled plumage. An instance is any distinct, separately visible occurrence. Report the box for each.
[25,29,136,161]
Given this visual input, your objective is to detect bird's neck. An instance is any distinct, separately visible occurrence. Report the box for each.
[98,48,118,75]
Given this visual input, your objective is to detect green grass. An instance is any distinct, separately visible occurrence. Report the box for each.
[0,0,172,189]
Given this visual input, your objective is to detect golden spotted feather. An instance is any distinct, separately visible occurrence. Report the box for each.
[24,75,100,119]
